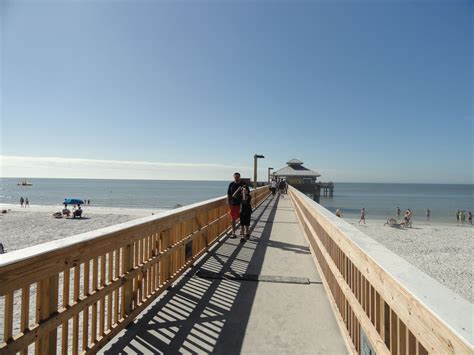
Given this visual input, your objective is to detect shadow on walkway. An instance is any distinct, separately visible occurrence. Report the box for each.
[102,195,280,354]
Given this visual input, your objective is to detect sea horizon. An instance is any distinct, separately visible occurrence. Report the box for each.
[2,176,473,185]
[1,178,472,223]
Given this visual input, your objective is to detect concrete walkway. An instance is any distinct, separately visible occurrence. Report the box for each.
[100,194,347,354]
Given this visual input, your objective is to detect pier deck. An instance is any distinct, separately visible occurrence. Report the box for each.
[99,195,347,354]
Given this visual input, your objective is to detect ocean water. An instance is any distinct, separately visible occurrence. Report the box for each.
[0,178,229,209]
[1,178,472,223]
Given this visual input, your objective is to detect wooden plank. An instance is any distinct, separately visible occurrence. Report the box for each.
[98,254,105,340]
[72,266,80,355]
[47,274,59,354]
[35,279,50,355]
[122,244,133,316]
[107,253,113,331]
[114,249,120,325]
[82,261,90,351]
[91,259,98,343]
[4,292,14,341]
[61,268,70,355]
[20,286,30,355]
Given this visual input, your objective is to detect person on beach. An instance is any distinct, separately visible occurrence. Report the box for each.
[278,179,286,197]
[20,197,24,207]
[456,210,460,223]
[238,183,252,241]
[397,207,401,218]
[460,211,465,224]
[336,209,342,218]
[228,172,243,238]
[359,208,366,224]
[270,178,277,196]
[468,212,472,225]
[398,209,412,228]
[25,198,29,207]
[426,208,430,221]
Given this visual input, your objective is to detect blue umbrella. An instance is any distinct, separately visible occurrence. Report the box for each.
[64,198,84,205]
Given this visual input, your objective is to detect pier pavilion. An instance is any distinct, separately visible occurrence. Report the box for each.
[0,187,472,354]
[273,158,324,201]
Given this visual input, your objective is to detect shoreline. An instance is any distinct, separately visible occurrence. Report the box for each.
[0,203,168,216]
[343,216,473,228]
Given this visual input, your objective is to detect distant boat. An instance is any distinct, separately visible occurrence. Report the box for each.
[17,178,33,186]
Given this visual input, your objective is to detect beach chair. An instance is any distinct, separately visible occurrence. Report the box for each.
[73,209,83,219]
[384,218,403,228]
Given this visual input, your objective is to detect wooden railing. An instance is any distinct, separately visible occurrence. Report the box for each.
[289,186,473,355]
[0,186,270,355]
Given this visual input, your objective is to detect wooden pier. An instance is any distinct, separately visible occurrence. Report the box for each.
[0,186,472,354]
[320,181,334,197]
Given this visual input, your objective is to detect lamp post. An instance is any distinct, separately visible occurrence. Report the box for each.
[268,167,273,183]
[253,154,265,190]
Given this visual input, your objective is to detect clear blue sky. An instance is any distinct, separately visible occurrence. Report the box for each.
[1,0,472,183]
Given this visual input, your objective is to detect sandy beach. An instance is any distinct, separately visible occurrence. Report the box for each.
[346,217,473,303]
[0,204,165,252]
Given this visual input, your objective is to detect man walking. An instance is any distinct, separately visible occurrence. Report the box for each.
[227,172,244,238]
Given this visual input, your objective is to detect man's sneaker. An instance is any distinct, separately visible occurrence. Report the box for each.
[230,234,237,239]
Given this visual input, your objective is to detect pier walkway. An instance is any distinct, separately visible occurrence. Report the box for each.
[2,186,470,355]
[100,195,347,354]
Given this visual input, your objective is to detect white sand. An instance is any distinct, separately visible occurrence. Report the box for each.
[0,204,167,252]
[345,218,473,303]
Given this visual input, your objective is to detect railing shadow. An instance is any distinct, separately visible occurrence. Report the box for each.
[102,195,280,354]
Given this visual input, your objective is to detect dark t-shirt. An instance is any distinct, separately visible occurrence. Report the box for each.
[227,181,243,205]
[241,193,252,215]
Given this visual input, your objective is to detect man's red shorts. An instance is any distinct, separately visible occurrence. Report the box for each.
[229,205,240,220]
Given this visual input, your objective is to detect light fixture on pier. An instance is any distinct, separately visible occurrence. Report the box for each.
[253,154,265,190]
[268,167,274,183]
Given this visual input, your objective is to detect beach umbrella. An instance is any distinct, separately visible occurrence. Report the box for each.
[64,198,84,205]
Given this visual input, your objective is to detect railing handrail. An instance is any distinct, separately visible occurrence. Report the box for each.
[289,186,473,353]
[0,192,232,269]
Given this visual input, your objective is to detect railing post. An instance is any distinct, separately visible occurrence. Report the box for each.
[35,274,59,355]
[48,274,59,354]
[123,243,134,315]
